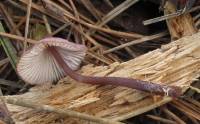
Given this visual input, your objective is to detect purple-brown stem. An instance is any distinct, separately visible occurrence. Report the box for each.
[48,47,182,97]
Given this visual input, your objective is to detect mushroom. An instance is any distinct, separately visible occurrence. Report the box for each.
[17,37,182,97]
[17,37,86,84]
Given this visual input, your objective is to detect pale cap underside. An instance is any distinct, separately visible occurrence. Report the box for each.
[17,37,87,85]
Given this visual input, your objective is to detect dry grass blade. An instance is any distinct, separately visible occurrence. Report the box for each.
[184,98,200,108]
[143,5,200,26]
[171,100,200,120]
[103,0,114,8]
[0,32,37,44]
[92,34,118,46]
[103,31,168,54]
[0,3,24,50]
[0,3,22,37]
[0,58,9,67]
[0,79,23,89]
[23,0,32,52]
[24,0,143,39]
[42,0,140,55]
[95,0,139,27]
[82,0,142,39]
[143,10,183,25]
[189,86,200,93]
[0,63,8,75]
[146,115,177,124]
[48,23,70,36]
[69,22,101,46]
[80,0,102,20]
[82,22,144,38]
[57,0,94,23]
[42,15,52,34]
[11,16,26,34]
[118,40,136,58]
[0,22,18,70]
[69,0,83,44]
[162,107,186,124]
[35,0,101,46]
[177,99,200,114]
[0,32,114,64]
[79,0,137,56]
[87,52,113,65]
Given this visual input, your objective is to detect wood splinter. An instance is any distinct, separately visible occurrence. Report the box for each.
[17,37,182,97]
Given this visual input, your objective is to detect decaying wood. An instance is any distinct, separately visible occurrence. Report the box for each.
[0,89,14,124]
[5,32,200,123]
[3,97,123,124]
[164,1,197,40]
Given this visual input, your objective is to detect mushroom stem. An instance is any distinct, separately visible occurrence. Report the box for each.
[48,46,182,97]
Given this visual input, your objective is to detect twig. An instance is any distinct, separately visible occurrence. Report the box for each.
[0,58,9,67]
[0,3,24,50]
[87,52,113,65]
[0,63,8,74]
[184,98,200,108]
[0,32,113,64]
[42,1,102,47]
[48,23,70,36]
[75,21,143,39]
[103,0,114,8]
[13,16,44,24]
[0,79,23,89]
[82,0,140,48]
[24,0,143,39]
[0,22,18,70]
[103,31,168,54]
[57,0,71,11]
[11,16,26,34]
[0,3,23,36]
[118,40,136,58]
[146,115,177,124]
[24,0,32,52]
[92,0,139,27]
[69,22,101,46]
[171,101,200,120]
[162,107,186,124]
[93,34,118,46]
[77,0,142,39]
[7,0,62,28]
[57,0,93,23]
[189,86,200,93]
[69,0,83,44]
[143,5,200,25]
[177,99,200,117]
[3,97,123,124]
[80,0,102,20]
[79,0,136,57]
[42,15,52,34]
[143,10,183,25]
[0,32,37,44]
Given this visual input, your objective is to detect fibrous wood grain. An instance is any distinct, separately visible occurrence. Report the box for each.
[164,1,197,39]
[6,32,200,123]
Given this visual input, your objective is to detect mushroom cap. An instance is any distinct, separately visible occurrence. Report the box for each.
[17,37,87,85]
